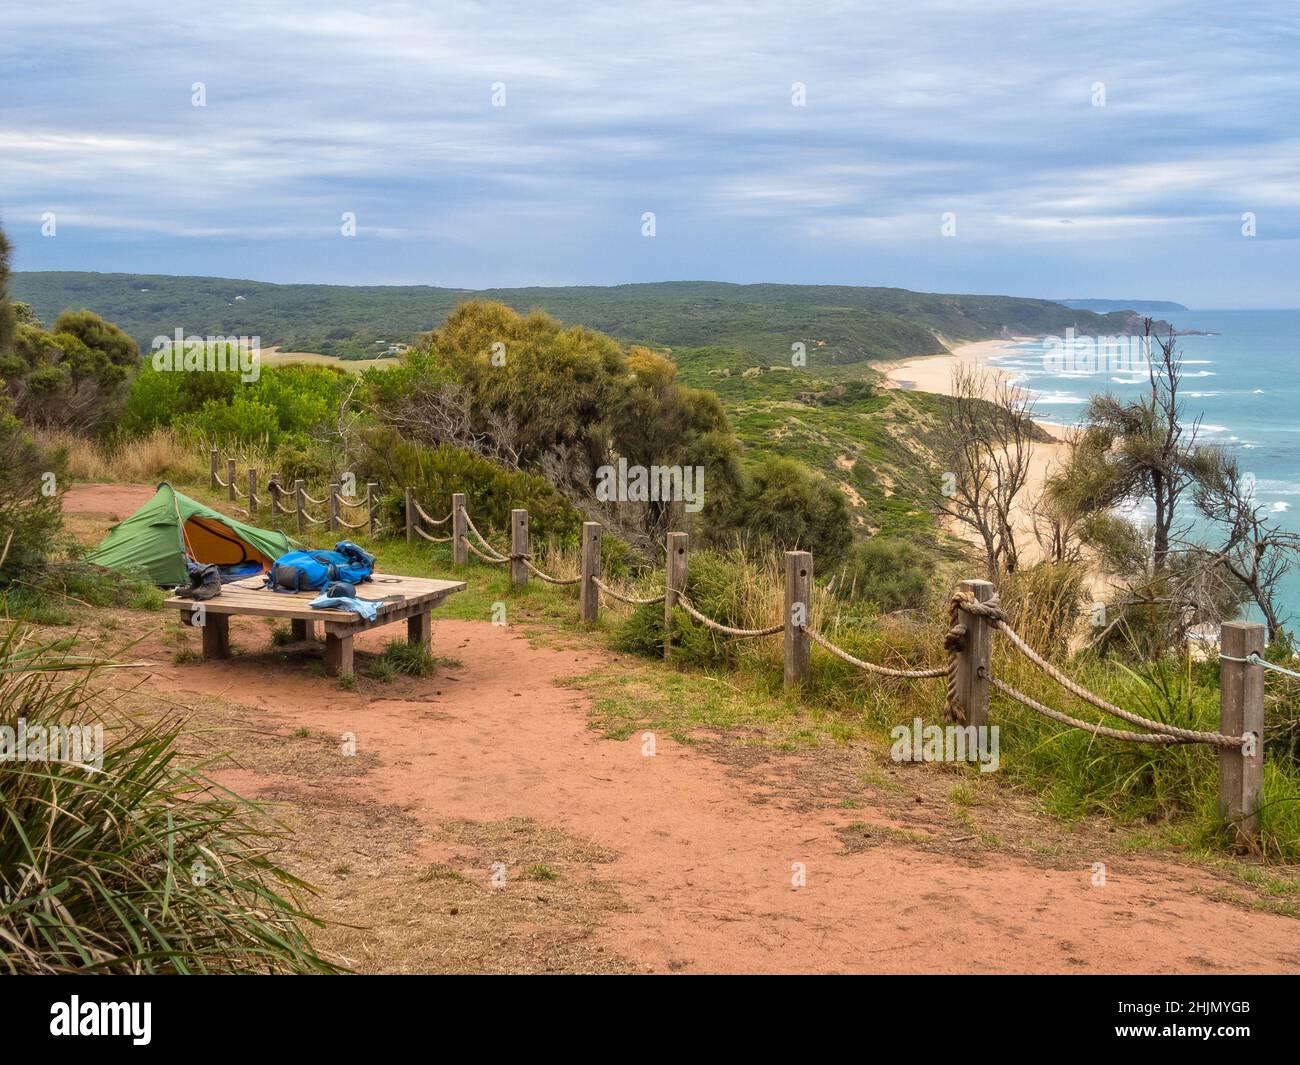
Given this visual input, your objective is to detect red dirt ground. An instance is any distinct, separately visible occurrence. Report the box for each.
[63,484,1300,973]
[64,482,157,520]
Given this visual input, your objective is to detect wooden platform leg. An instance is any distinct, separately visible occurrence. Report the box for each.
[325,632,354,677]
[407,609,432,651]
[201,614,231,660]
[291,619,315,642]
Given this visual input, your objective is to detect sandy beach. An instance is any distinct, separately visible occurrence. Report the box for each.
[876,338,1073,564]
[876,337,1032,395]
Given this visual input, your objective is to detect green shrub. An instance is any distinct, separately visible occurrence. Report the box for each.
[612,548,782,669]
[611,600,665,658]
[360,428,580,545]
[803,380,875,406]
[714,455,853,566]
[2,311,137,433]
[0,405,64,583]
[0,227,13,356]
[1,562,162,622]
[830,538,932,612]
[367,303,744,540]
[57,563,163,611]
[193,394,282,445]
[119,362,353,449]
[117,359,187,436]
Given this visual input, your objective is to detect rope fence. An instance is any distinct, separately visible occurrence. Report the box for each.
[209,450,378,536]
[204,447,1271,844]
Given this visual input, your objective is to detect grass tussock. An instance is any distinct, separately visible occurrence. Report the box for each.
[0,627,338,973]
[368,639,440,680]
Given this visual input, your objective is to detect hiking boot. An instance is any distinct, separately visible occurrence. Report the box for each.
[176,563,222,600]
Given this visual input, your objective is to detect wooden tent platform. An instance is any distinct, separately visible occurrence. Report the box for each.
[165,573,466,676]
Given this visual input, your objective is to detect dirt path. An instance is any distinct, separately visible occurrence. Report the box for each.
[111,612,1296,975]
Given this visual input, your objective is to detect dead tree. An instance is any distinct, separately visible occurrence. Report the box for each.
[1194,452,1300,643]
[936,364,1036,577]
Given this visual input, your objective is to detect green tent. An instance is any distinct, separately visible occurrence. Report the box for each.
[85,482,295,586]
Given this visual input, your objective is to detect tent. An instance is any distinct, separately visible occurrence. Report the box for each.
[85,482,295,586]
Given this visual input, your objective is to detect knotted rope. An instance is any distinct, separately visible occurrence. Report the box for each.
[987,676,1190,745]
[460,507,514,560]
[458,507,573,582]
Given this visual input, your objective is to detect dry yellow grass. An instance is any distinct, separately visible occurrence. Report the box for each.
[36,428,208,485]
[259,347,397,373]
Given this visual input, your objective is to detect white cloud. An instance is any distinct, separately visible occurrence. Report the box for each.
[1,0,1297,302]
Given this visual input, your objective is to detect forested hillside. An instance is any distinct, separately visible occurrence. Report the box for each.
[12,272,1170,362]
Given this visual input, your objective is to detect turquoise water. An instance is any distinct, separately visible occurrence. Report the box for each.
[990,310,1300,623]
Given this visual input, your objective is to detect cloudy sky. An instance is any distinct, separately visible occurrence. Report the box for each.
[2,0,1297,306]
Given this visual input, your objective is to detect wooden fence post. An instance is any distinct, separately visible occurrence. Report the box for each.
[664,531,689,661]
[784,550,812,689]
[953,579,995,728]
[247,468,258,517]
[328,482,339,532]
[269,473,281,515]
[452,493,468,566]
[294,479,305,534]
[580,522,601,623]
[1219,620,1265,844]
[510,508,529,587]
[367,482,378,537]
[226,459,237,502]
[209,448,219,490]
[404,487,414,544]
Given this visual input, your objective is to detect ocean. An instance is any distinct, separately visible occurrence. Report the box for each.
[989,309,1300,625]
